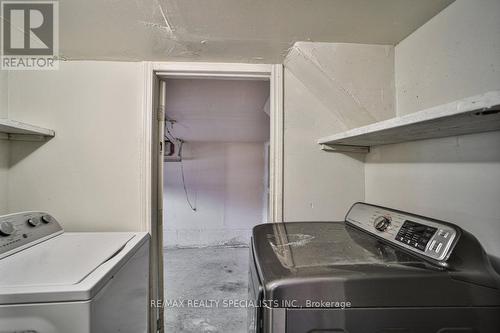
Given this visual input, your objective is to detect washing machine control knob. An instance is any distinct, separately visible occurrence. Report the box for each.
[41,215,52,224]
[27,217,40,227]
[0,222,15,236]
[0,212,63,259]
[374,216,391,232]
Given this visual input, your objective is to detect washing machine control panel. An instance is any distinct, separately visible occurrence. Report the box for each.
[346,203,460,263]
[0,212,63,259]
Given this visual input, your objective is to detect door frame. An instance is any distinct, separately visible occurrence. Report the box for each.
[140,62,284,332]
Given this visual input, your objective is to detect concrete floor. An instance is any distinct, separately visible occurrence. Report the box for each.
[164,247,250,333]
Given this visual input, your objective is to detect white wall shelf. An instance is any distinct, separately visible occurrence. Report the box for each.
[0,118,55,141]
[318,91,500,153]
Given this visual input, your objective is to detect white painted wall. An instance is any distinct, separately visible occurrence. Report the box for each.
[163,142,266,247]
[395,0,500,116]
[164,79,270,142]
[0,140,8,215]
[283,42,395,221]
[0,70,7,118]
[366,0,500,257]
[162,78,269,247]
[5,61,144,231]
[0,70,9,214]
[0,139,8,215]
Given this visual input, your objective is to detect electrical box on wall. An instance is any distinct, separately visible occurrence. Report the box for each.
[164,138,182,162]
[164,117,183,162]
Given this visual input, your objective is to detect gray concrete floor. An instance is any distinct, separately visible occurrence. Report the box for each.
[164,247,249,333]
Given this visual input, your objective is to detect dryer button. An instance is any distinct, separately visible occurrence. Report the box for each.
[435,243,443,253]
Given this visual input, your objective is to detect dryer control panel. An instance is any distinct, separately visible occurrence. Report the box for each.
[0,212,63,259]
[345,203,460,263]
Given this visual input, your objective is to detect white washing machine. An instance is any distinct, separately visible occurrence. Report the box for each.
[0,211,150,333]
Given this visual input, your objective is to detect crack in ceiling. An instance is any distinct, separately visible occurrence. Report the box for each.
[57,0,455,63]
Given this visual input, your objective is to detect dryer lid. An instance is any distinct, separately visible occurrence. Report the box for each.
[0,233,134,288]
[252,221,500,307]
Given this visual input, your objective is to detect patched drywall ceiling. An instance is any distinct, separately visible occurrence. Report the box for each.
[59,0,454,63]
[285,42,395,131]
[165,79,270,142]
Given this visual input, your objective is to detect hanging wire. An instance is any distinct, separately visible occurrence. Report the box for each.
[178,141,197,212]
[164,119,176,141]
[164,119,196,211]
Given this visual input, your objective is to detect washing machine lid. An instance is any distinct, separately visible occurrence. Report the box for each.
[0,232,149,304]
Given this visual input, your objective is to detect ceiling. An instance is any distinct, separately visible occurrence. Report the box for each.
[165,79,270,142]
[58,0,455,63]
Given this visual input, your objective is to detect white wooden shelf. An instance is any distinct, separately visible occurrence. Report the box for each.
[0,118,55,141]
[318,91,500,153]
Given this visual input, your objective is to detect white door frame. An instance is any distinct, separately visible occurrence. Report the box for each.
[141,61,284,230]
[140,61,284,332]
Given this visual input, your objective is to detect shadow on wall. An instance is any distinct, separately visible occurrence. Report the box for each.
[326,151,366,163]
[366,131,500,164]
[8,141,46,167]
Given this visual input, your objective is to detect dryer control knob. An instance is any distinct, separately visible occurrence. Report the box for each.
[374,216,391,232]
[0,221,15,236]
[41,215,52,224]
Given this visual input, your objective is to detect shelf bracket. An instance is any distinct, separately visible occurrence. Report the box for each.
[0,133,53,142]
[320,144,370,154]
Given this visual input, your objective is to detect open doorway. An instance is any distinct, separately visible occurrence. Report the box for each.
[163,78,270,246]
[144,63,283,333]
[161,78,270,331]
